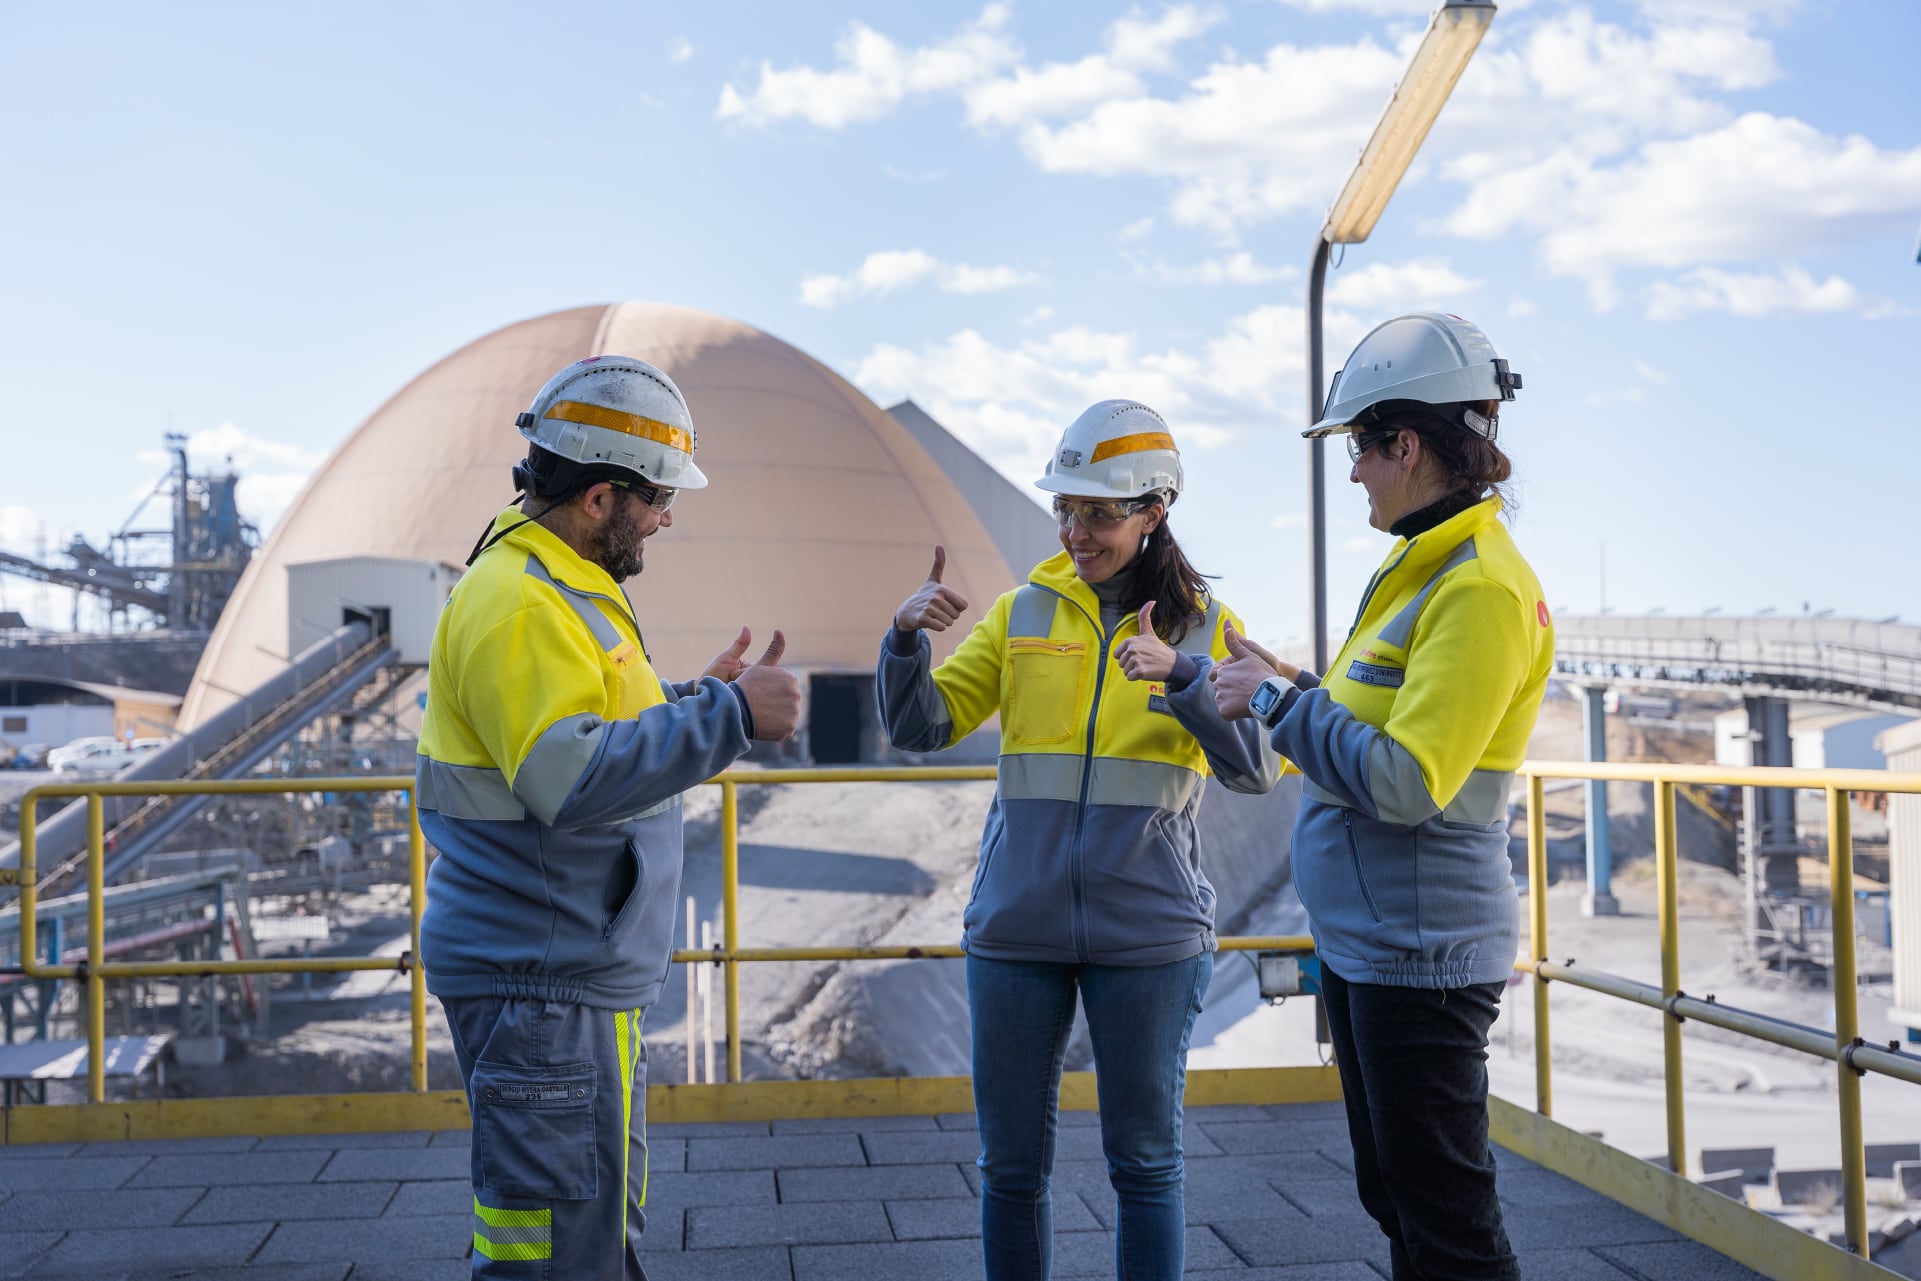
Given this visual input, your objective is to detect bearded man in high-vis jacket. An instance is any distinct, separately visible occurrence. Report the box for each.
[417,356,799,1280]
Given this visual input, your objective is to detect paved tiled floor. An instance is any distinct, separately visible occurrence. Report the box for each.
[0,1103,1770,1279]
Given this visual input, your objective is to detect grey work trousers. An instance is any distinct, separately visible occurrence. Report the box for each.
[443,995,651,1281]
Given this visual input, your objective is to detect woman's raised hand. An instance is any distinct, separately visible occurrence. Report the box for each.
[1115,601,1177,682]
[1211,620,1294,719]
[893,545,971,633]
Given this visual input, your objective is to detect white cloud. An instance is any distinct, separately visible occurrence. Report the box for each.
[1643,265,1900,321]
[0,505,43,551]
[1118,216,1156,242]
[1137,252,1296,285]
[851,304,1334,486]
[1507,298,1537,317]
[668,37,695,64]
[962,5,1222,127]
[1325,257,1481,312]
[1633,360,1671,385]
[717,4,1017,128]
[798,249,1041,308]
[1018,305,1055,327]
[882,164,946,183]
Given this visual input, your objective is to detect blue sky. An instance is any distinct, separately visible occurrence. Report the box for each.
[2,0,1917,648]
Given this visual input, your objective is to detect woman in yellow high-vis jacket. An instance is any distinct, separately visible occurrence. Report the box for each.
[1215,313,1550,1281]
[878,401,1278,1281]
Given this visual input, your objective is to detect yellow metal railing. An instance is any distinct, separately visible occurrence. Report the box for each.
[4,768,1311,1101]
[1520,760,1921,1261]
[5,776,430,1103]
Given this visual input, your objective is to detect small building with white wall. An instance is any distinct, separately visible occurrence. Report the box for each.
[1714,703,1915,771]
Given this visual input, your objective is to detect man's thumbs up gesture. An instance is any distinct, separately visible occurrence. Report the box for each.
[893,545,971,633]
[1115,601,1177,682]
[1211,620,1299,720]
[731,627,800,742]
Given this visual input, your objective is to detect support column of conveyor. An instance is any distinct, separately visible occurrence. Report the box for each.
[1747,694,1800,895]
[1581,685,1619,917]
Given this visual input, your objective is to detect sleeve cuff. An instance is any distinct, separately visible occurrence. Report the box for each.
[1292,668,1321,693]
[885,626,924,657]
[726,682,755,739]
[1166,652,1201,691]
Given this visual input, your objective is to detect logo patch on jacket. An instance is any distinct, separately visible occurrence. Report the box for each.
[1146,682,1172,715]
[1347,659,1405,688]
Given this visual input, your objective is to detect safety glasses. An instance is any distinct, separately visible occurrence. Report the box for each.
[1052,497,1151,530]
[1346,429,1400,464]
[611,478,677,512]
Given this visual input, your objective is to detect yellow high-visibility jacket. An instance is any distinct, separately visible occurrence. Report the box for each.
[1266,496,1553,988]
[879,551,1279,964]
[417,506,751,1009]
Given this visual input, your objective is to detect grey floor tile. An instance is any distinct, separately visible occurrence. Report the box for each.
[689,1134,865,1171]
[770,1115,939,1134]
[1190,1267,1383,1281]
[0,1187,203,1231]
[651,1120,773,1138]
[647,1137,688,1173]
[1595,1240,1772,1281]
[884,1194,1100,1241]
[0,1231,62,1275]
[74,1137,260,1155]
[1498,1168,1609,1209]
[1193,1150,1354,1189]
[29,1224,272,1273]
[1262,1101,1352,1122]
[936,1110,1101,1131]
[778,1163,970,1204]
[1182,1124,1226,1159]
[688,1199,891,1249]
[1514,1247,1642,1280]
[646,1168,778,1213]
[427,1129,472,1148]
[641,1245,795,1280]
[1503,1200,1679,1250]
[184,1181,397,1224]
[381,1179,470,1219]
[254,1131,432,1150]
[1052,1225,1241,1275]
[341,1262,473,1281]
[1199,1119,1355,1155]
[0,1145,79,1160]
[860,1131,984,1166]
[253,1213,470,1264]
[638,1208,685,1250]
[0,1156,147,1190]
[1213,1213,1394,1268]
[1270,1175,1369,1217]
[128,1150,331,1187]
[117,1267,350,1281]
[1187,1104,1282,1124]
[793,1237,979,1281]
[319,1147,472,1182]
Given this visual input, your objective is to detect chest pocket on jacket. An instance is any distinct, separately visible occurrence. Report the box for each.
[1006,639,1086,746]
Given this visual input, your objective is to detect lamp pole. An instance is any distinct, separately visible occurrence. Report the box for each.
[1305,0,1495,673]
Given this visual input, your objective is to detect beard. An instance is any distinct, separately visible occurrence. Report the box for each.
[591,499,647,581]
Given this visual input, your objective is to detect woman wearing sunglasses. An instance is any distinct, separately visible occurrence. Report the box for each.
[1211,312,1550,1281]
[878,400,1278,1281]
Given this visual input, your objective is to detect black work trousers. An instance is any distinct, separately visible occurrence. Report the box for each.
[1321,967,1521,1281]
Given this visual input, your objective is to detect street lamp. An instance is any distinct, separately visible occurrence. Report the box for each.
[1304,0,1496,673]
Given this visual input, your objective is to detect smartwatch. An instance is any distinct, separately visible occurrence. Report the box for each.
[1248,676,1288,728]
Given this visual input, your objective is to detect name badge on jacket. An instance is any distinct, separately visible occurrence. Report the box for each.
[1347,659,1405,688]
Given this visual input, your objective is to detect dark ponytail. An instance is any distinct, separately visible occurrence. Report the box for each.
[1375,399,1517,520]
[1121,500,1215,645]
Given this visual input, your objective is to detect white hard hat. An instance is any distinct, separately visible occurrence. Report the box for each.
[1034,400,1183,502]
[515,355,708,494]
[1305,311,1521,440]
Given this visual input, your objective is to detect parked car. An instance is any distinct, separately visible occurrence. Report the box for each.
[48,736,165,777]
[7,743,49,770]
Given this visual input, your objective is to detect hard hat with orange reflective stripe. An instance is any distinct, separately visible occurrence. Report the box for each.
[512,355,708,497]
[1034,400,1183,503]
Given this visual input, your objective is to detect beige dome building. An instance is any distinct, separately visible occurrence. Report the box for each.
[181,303,1056,759]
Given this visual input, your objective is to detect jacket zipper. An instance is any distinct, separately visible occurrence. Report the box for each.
[1035,584,1116,964]
[1342,809,1383,923]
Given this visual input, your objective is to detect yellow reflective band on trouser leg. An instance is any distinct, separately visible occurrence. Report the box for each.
[617,1005,647,1260]
[473,1198,553,1262]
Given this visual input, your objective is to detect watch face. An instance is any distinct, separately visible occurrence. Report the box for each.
[1251,680,1280,718]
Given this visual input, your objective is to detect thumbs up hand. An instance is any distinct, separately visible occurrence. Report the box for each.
[701,626,756,683]
[893,545,972,634]
[1115,601,1178,682]
[733,627,801,742]
[1211,620,1297,720]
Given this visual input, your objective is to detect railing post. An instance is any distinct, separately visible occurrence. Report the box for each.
[86,793,106,1104]
[722,780,742,1083]
[1528,772,1551,1116]
[409,796,428,1093]
[1655,780,1686,1176]
[1829,786,1869,1255]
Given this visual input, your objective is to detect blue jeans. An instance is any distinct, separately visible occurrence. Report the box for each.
[967,950,1214,1281]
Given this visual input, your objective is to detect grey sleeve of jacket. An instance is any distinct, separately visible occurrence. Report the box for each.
[541,677,751,830]
[1270,687,1439,827]
[1164,655,1282,794]
[877,628,955,753]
